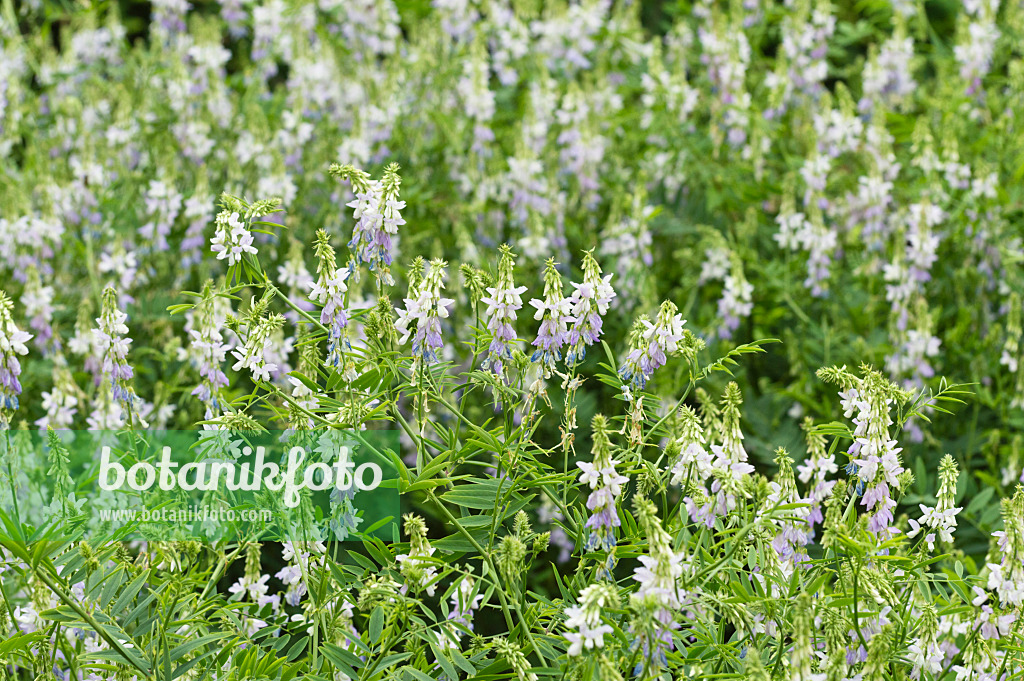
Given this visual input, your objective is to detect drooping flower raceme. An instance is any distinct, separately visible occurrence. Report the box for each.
[629,497,688,676]
[0,291,32,424]
[565,250,616,365]
[210,209,257,266]
[310,230,350,369]
[331,162,404,288]
[185,285,230,420]
[618,300,686,398]
[529,258,570,377]
[563,582,616,657]
[395,258,453,369]
[907,455,962,551]
[396,514,438,597]
[481,245,527,381]
[577,415,628,560]
[93,286,136,408]
[820,366,909,540]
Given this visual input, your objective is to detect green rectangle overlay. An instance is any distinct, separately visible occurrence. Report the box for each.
[0,429,400,543]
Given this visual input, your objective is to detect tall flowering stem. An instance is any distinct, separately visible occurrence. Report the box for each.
[481,245,527,382]
[629,496,688,677]
[331,162,404,290]
[310,230,350,370]
[94,286,137,410]
[618,300,688,400]
[907,454,961,551]
[529,258,570,378]
[0,291,32,427]
[560,250,615,449]
[187,283,230,419]
[819,365,911,541]
[576,415,628,576]
[395,258,453,373]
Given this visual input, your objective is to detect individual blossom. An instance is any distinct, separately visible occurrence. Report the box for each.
[395,258,453,369]
[563,582,617,657]
[577,415,629,563]
[618,301,687,398]
[0,290,32,425]
[529,258,571,377]
[309,230,351,370]
[480,244,527,381]
[565,250,616,365]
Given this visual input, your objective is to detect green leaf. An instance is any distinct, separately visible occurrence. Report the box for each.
[369,606,384,643]
[441,478,514,509]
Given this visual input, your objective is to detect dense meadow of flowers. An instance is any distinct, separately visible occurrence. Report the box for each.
[1,0,1024,678]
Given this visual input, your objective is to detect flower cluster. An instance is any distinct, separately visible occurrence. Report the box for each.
[618,301,688,398]
[577,415,628,560]
[395,259,453,369]
[93,286,136,409]
[0,291,31,423]
[480,245,527,381]
[528,258,571,376]
[564,251,616,366]
[309,230,350,370]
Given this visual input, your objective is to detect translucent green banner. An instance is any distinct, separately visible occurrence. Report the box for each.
[0,429,401,542]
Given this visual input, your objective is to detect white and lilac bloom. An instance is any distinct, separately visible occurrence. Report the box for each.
[341,163,404,288]
[619,301,686,396]
[565,250,616,365]
[529,258,570,377]
[0,291,32,421]
[395,259,453,368]
[210,210,257,267]
[310,230,351,369]
[481,245,527,381]
[93,286,135,408]
[577,415,627,559]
